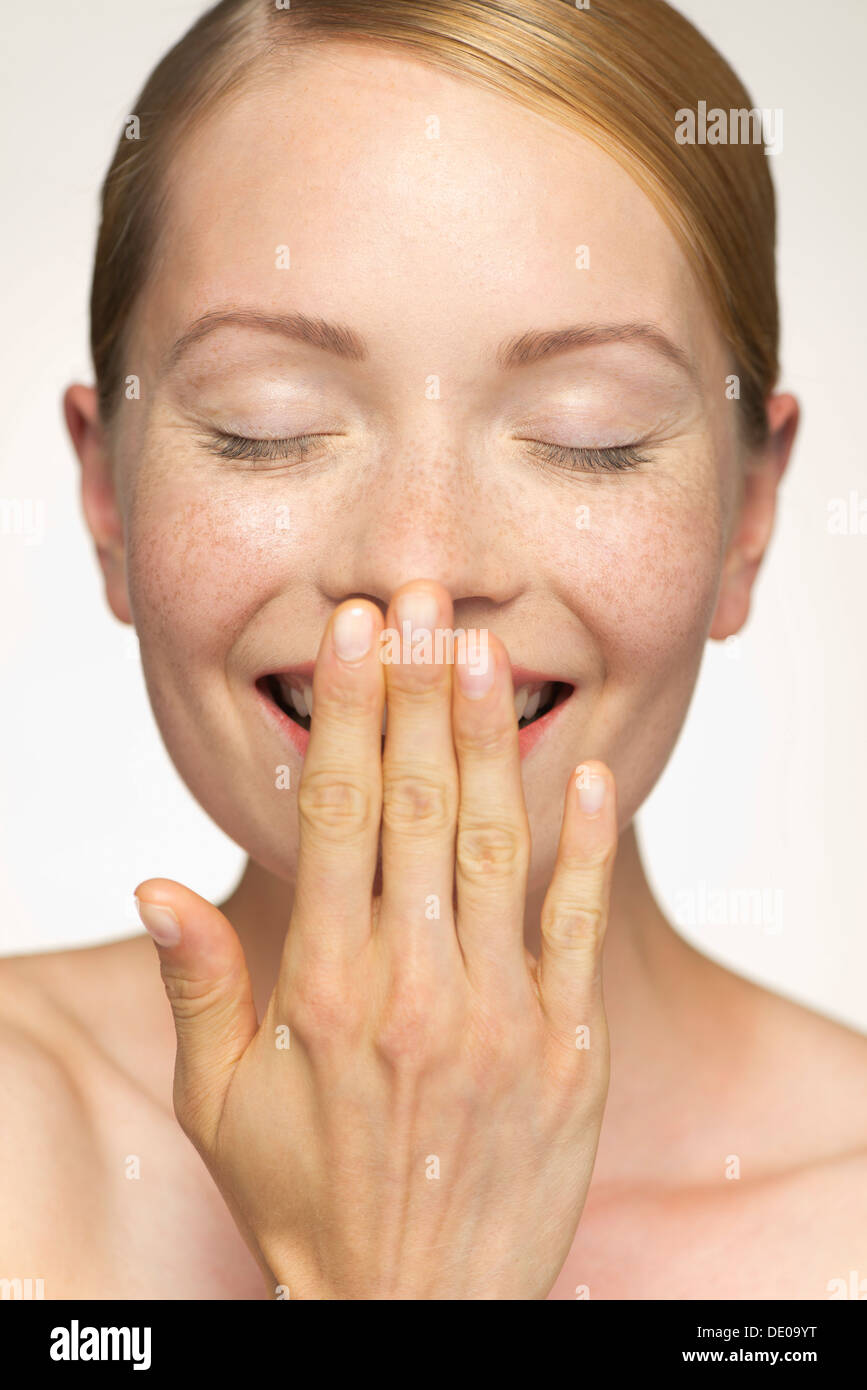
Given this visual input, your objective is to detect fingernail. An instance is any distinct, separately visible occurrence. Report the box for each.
[135,896,181,947]
[333,604,374,663]
[457,648,496,699]
[576,768,606,817]
[395,588,440,637]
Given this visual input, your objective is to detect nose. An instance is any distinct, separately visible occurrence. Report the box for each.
[316,433,521,613]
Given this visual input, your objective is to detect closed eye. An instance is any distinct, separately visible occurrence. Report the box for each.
[201,432,340,463]
[520,440,648,472]
[201,432,648,472]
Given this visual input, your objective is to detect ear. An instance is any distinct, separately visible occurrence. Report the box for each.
[709,393,800,641]
[64,384,132,625]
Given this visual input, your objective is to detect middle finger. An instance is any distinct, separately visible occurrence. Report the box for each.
[378,581,460,972]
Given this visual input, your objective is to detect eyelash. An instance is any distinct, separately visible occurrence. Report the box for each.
[205,432,331,462]
[202,433,648,472]
[520,440,648,472]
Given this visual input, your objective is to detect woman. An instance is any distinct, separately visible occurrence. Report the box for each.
[3,0,865,1299]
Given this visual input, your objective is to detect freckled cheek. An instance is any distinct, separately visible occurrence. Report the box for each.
[125,484,306,665]
[559,497,724,673]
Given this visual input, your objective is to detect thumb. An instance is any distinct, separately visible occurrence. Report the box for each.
[134,878,258,1147]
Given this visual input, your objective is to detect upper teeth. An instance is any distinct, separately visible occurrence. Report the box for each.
[275,677,554,726]
[276,678,314,720]
[515,683,552,723]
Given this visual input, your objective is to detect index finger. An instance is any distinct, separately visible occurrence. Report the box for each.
[287,599,385,969]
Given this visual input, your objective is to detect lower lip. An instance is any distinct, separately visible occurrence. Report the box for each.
[518,684,573,756]
[256,682,574,760]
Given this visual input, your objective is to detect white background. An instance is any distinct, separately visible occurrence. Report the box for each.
[1,0,865,1031]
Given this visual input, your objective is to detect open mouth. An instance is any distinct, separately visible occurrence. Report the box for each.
[261,674,316,733]
[512,680,573,729]
[258,673,573,734]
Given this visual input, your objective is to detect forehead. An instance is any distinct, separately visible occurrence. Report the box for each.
[140,41,715,375]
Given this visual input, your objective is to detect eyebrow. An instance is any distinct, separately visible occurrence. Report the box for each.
[495,322,697,379]
[164,308,696,381]
[164,309,368,372]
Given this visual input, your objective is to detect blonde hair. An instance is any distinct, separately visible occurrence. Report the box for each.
[92,0,779,443]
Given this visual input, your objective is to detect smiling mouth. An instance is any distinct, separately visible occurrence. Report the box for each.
[258,674,573,734]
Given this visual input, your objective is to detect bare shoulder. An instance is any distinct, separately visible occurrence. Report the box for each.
[0,952,105,1270]
[568,968,867,1300]
[0,945,104,1115]
[711,969,867,1295]
[0,943,264,1299]
[742,973,867,1154]
[0,937,173,1268]
[0,932,175,1097]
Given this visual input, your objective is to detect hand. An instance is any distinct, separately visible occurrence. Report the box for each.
[134,581,618,1300]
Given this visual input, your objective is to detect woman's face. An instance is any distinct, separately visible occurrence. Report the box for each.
[96,43,755,901]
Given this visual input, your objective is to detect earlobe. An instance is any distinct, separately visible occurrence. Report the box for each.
[709,392,800,642]
[63,383,133,625]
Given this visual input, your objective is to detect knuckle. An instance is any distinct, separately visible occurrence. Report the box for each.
[297,768,375,840]
[287,966,357,1043]
[456,819,529,880]
[382,769,455,836]
[455,720,516,756]
[541,902,605,953]
[159,964,230,1023]
[374,979,440,1066]
[374,1013,433,1066]
[461,1007,535,1098]
[386,670,447,699]
[544,1053,610,1123]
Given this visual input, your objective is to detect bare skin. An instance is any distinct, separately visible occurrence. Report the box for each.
[2,829,866,1299]
[2,42,865,1299]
